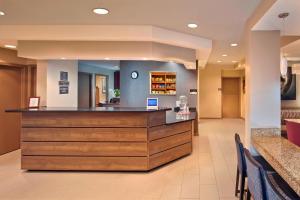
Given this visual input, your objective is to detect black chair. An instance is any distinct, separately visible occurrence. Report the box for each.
[244,148,266,200]
[234,134,274,200]
[234,134,248,200]
[262,170,299,200]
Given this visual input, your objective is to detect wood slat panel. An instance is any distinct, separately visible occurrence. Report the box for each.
[148,111,166,127]
[149,131,192,155]
[22,142,147,156]
[149,143,192,169]
[22,156,148,171]
[149,121,192,141]
[22,112,148,128]
[22,128,147,142]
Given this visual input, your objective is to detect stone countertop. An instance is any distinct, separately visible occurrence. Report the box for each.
[284,119,300,123]
[5,107,171,112]
[252,135,300,196]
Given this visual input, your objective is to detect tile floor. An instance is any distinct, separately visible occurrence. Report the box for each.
[0,119,244,200]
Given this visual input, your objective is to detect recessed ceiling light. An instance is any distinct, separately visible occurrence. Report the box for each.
[217,60,222,63]
[0,11,5,16]
[232,60,238,63]
[187,23,198,29]
[93,8,109,15]
[231,43,238,47]
[4,44,16,49]
[143,58,148,60]
[222,54,228,57]
[61,57,66,60]
[104,57,110,60]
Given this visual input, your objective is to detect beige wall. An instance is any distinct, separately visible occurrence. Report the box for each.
[199,66,245,118]
[199,65,222,118]
[37,60,78,107]
[0,47,32,65]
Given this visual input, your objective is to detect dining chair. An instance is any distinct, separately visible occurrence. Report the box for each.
[244,148,266,200]
[234,133,247,199]
[262,170,299,200]
[234,134,274,200]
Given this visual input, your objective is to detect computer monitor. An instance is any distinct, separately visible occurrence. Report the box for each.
[147,98,158,110]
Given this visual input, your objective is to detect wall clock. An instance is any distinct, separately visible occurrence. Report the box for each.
[131,71,139,79]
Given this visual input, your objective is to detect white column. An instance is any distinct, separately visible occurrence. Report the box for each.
[245,31,281,146]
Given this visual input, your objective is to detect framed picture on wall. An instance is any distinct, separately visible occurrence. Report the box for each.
[28,97,40,108]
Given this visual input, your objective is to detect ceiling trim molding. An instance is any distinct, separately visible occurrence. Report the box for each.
[0,25,212,67]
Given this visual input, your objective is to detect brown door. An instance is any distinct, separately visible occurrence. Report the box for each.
[0,66,21,155]
[222,78,240,118]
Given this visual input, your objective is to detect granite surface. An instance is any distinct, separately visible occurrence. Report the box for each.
[251,128,281,137]
[285,119,300,123]
[6,107,171,112]
[252,135,300,196]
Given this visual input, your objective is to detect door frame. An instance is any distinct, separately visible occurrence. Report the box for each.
[95,74,109,103]
[221,77,241,118]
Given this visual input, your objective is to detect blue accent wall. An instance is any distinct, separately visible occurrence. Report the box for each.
[120,61,197,108]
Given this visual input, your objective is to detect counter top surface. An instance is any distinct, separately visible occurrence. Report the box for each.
[6,107,195,124]
[285,118,300,123]
[6,107,171,112]
[166,111,196,124]
[252,135,300,196]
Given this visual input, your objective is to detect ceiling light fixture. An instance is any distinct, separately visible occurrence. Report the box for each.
[93,8,109,15]
[187,23,198,29]
[4,44,16,49]
[231,43,238,47]
[222,54,228,57]
[104,57,110,60]
[217,60,222,63]
[0,11,5,16]
[61,57,66,60]
[278,12,289,77]
[232,61,238,63]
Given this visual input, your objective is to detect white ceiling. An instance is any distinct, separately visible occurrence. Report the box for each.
[0,0,261,65]
[282,39,300,61]
[253,0,300,36]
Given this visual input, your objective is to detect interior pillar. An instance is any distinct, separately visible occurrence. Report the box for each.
[245,30,281,147]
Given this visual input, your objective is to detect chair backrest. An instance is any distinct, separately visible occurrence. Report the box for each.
[286,121,300,147]
[262,170,299,200]
[234,133,247,174]
[244,148,266,200]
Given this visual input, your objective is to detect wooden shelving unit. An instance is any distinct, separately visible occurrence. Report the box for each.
[150,72,176,95]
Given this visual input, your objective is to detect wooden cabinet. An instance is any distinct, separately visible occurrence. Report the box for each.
[150,72,176,95]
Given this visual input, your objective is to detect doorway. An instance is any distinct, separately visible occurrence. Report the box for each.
[0,66,22,155]
[78,72,92,107]
[222,78,240,118]
[95,74,108,106]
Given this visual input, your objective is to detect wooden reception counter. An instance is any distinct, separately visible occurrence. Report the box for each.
[7,107,195,171]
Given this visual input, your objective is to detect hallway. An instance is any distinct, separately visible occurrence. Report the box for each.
[0,119,244,200]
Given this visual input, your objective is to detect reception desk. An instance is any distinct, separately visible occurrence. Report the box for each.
[7,107,195,171]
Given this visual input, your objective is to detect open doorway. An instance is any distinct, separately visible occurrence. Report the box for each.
[95,74,108,106]
[78,72,92,107]
[222,77,241,118]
